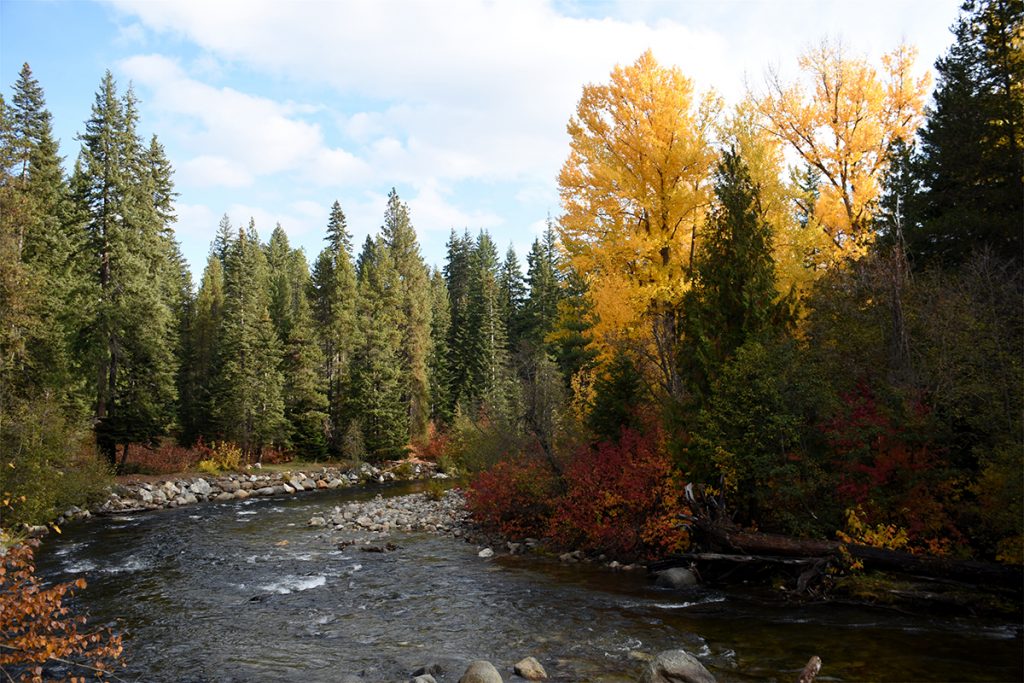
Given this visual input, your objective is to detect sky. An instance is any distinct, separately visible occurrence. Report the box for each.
[1,0,963,276]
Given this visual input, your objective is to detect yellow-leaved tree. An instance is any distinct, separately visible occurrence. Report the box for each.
[758,41,930,262]
[558,50,720,399]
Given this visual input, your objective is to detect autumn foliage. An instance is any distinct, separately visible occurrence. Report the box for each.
[466,427,690,561]
[0,541,123,682]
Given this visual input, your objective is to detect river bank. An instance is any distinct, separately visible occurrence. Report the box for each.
[38,461,445,531]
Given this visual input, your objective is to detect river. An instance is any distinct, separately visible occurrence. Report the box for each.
[34,483,1023,682]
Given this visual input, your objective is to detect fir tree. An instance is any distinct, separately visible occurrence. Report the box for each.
[181,254,225,444]
[498,245,527,353]
[381,189,432,441]
[682,149,793,402]
[215,223,287,459]
[523,220,562,349]
[212,214,233,263]
[349,236,406,459]
[427,268,453,425]
[443,229,473,412]
[309,201,359,454]
[908,0,1023,265]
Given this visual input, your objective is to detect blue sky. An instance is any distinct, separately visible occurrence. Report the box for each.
[2,0,962,276]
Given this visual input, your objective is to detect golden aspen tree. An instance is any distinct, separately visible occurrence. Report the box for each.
[558,50,719,398]
[758,41,930,262]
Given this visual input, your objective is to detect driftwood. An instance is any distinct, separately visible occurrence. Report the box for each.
[677,520,1023,589]
[797,656,822,683]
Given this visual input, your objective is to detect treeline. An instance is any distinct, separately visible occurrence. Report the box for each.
[467,0,1023,564]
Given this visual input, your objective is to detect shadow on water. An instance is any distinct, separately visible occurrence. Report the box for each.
[35,483,1023,682]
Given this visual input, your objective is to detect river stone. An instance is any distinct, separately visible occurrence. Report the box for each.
[215,492,234,502]
[138,489,154,504]
[458,660,503,683]
[640,650,716,683]
[221,479,240,493]
[411,676,437,683]
[514,656,547,680]
[234,489,250,500]
[190,478,212,496]
[283,484,295,494]
[478,548,494,558]
[255,486,276,496]
[656,568,698,589]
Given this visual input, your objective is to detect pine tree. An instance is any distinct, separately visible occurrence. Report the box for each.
[309,201,359,454]
[349,236,406,459]
[463,231,517,419]
[182,254,225,444]
[498,245,527,354]
[215,223,287,459]
[443,229,473,413]
[427,268,453,425]
[74,72,178,468]
[682,149,793,401]
[212,214,233,263]
[523,220,563,349]
[381,188,432,441]
[908,0,1023,265]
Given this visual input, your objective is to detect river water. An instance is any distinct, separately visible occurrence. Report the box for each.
[34,483,1022,682]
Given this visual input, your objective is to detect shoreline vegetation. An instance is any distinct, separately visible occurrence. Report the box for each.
[2,0,1021,678]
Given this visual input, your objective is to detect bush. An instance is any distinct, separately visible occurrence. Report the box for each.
[549,427,690,560]
[121,440,204,475]
[0,539,124,680]
[196,441,242,474]
[465,457,561,539]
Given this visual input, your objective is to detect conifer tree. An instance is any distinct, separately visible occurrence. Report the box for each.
[212,214,234,263]
[523,221,563,349]
[498,245,527,353]
[309,201,359,454]
[381,189,432,441]
[443,229,474,411]
[427,268,453,425]
[74,72,178,467]
[682,149,793,401]
[908,0,1023,265]
[215,223,287,459]
[349,236,406,459]
[181,254,224,444]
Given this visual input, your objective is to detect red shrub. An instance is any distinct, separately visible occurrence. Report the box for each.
[125,440,205,474]
[465,457,560,539]
[548,427,690,561]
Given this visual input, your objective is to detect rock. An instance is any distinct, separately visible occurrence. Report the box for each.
[283,484,295,494]
[411,676,437,683]
[412,664,444,678]
[288,476,305,490]
[221,479,240,493]
[255,486,276,496]
[640,650,716,683]
[190,478,212,496]
[655,568,698,589]
[215,492,234,502]
[308,516,327,527]
[138,489,154,504]
[181,492,198,505]
[513,656,547,680]
[336,677,363,683]
[458,660,503,683]
[478,548,494,558]
[234,489,250,500]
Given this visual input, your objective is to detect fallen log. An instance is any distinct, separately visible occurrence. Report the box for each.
[693,522,1022,589]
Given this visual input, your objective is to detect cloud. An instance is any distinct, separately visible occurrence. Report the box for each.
[119,54,364,188]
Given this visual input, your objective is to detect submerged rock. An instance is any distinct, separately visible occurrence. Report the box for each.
[640,650,715,683]
[656,567,698,589]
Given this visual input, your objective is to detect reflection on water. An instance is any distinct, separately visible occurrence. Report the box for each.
[35,484,1023,682]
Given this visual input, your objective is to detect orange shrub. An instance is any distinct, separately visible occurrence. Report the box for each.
[0,540,123,681]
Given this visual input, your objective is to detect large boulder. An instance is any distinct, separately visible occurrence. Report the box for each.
[513,656,547,680]
[458,660,503,683]
[640,650,715,683]
[655,567,698,589]
[190,478,212,497]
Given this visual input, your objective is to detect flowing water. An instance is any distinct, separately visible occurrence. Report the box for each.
[35,483,1022,682]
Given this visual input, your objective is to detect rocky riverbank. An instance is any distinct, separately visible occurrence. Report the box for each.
[49,461,443,528]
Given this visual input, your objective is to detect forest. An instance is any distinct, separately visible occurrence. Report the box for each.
[1,0,1021,575]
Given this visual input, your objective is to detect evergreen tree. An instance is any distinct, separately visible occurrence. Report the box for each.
[181,254,224,444]
[212,213,233,263]
[427,268,453,425]
[215,223,287,459]
[309,201,359,454]
[908,0,1023,265]
[463,231,517,419]
[349,236,406,459]
[498,245,527,353]
[443,229,473,412]
[522,220,562,349]
[74,72,178,468]
[549,268,598,385]
[381,188,432,441]
[682,149,793,402]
